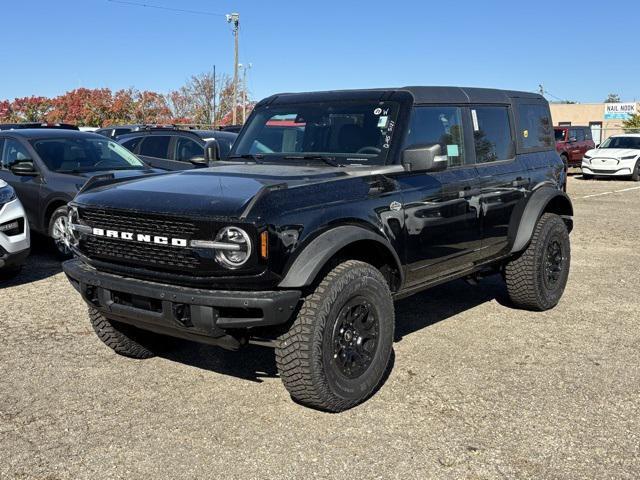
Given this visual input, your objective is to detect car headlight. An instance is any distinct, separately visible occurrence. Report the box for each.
[621,155,637,160]
[0,185,16,206]
[214,226,252,269]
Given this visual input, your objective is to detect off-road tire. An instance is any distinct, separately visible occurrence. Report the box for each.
[48,205,72,260]
[89,307,163,359]
[504,213,570,311]
[276,260,394,412]
[632,161,640,182]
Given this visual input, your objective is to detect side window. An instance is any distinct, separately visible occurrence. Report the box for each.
[568,129,577,141]
[471,107,513,163]
[517,104,554,150]
[2,139,31,169]
[405,106,465,167]
[121,137,143,153]
[576,129,585,142]
[139,136,170,158]
[584,129,592,141]
[175,137,204,161]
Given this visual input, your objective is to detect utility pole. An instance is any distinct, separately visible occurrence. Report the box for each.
[226,12,240,125]
[239,63,252,124]
[538,83,545,97]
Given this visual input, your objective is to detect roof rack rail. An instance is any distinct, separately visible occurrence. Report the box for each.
[0,122,79,131]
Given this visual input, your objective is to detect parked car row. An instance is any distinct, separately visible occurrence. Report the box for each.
[554,125,640,181]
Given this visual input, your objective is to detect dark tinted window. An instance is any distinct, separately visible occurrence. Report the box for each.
[114,128,132,138]
[139,136,170,158]
[472,107,513,163]
[2,139,30,169]
[584,128,592,141]
[121,136,143,152]
[175,137,203,161]
[575,129,585,141]
[405,106,465,167]
[214,137,233,159]
[554,128,567,141]
[517,104,554,149]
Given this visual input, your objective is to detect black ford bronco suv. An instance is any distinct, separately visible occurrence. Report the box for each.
[62,87,572,412]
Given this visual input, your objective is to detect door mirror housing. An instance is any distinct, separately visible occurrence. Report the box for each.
[204,139,220,161]
[402,144,448,172]
[9,160,38,176]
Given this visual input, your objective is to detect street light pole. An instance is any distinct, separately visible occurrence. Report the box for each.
[240,63,252,124]
[226,12,240,125]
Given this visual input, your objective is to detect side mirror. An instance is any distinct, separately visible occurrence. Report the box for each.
[204,139,220,161]
[595,144,600,148]
[402,144,448,172]
[188,156,208,166]
[10,160,38,176]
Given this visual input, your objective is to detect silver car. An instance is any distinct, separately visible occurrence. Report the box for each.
[0,179,30,276]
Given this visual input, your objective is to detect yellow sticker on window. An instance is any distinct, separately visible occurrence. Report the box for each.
[523,129,529,138]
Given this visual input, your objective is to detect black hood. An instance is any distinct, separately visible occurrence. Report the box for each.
[73,163,350,218]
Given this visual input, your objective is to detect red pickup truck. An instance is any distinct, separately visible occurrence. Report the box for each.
[555,126,595,167]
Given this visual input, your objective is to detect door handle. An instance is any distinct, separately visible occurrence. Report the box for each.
[512,178,529,188]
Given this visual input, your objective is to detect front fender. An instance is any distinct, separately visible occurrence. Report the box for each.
[509,187,573,254]
[278,225,403,288]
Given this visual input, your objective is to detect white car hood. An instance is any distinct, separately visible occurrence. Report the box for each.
[588,148,640,159]
[0,179,7,188]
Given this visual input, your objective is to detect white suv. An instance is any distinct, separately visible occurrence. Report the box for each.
[582,134,640,181]
[0,179,30,276]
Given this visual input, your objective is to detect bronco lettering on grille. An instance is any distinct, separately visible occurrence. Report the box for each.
[91,228,188,247]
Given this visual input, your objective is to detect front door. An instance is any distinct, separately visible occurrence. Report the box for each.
[0,137,43,227]
[398,105,482,287]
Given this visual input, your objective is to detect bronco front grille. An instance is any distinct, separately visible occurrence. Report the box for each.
[76,207,213,275]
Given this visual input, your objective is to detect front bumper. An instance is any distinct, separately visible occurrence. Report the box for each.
[0,198,30,257]
[582,159,637,176]
[63,259,301,348]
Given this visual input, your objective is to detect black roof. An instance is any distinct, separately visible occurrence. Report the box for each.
[259,86,544,106]
[0,129,105,140]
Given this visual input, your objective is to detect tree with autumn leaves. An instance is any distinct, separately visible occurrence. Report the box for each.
[0,72,253,127]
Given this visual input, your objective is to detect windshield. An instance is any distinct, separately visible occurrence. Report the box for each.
[31,137,145,173]
[554,128,566,141]
[599,136,640,149]
[231,100,400,165]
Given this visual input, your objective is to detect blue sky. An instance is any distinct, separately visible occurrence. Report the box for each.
[1,0,638,104]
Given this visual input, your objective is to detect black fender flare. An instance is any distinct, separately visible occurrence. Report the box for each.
[509,187,573,254]
[278,225,403,288]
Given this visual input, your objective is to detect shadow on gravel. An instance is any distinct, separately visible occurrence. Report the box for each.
[0,235,62,288]
[159,275,508,383]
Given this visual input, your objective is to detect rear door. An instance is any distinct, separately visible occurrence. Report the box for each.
[568,128,581,163]
[471,105,528,259]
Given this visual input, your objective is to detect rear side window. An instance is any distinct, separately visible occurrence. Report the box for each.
[471,107,513,163]
[2,139,30,169]
[405,106,465,167]
[517,104,554,150]
[584,129,592,141]
[576,129,585,142]
[121,137,143,153]
[175,137,203,161]
[139,136,170,158]
[114,128,131,138]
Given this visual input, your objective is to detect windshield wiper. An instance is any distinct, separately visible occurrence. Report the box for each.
[228,153,264,163]
[282,155,343,167]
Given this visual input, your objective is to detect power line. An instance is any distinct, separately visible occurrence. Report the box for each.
[106,0,225,17]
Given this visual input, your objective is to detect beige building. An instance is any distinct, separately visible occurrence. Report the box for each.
[549,102,639,145]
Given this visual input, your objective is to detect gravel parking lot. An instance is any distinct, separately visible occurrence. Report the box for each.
[1,175,639,480]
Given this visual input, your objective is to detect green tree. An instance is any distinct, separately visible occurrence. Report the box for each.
[605,93,621,103]
[623,114,640,133]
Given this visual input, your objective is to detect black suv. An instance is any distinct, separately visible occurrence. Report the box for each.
[62,87,572,411]
[94,124,145,139]
[117,127,238,170]
[0,128,160,257]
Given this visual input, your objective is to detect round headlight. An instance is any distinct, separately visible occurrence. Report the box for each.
[0,185,16,205]
[215,226,252,269]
